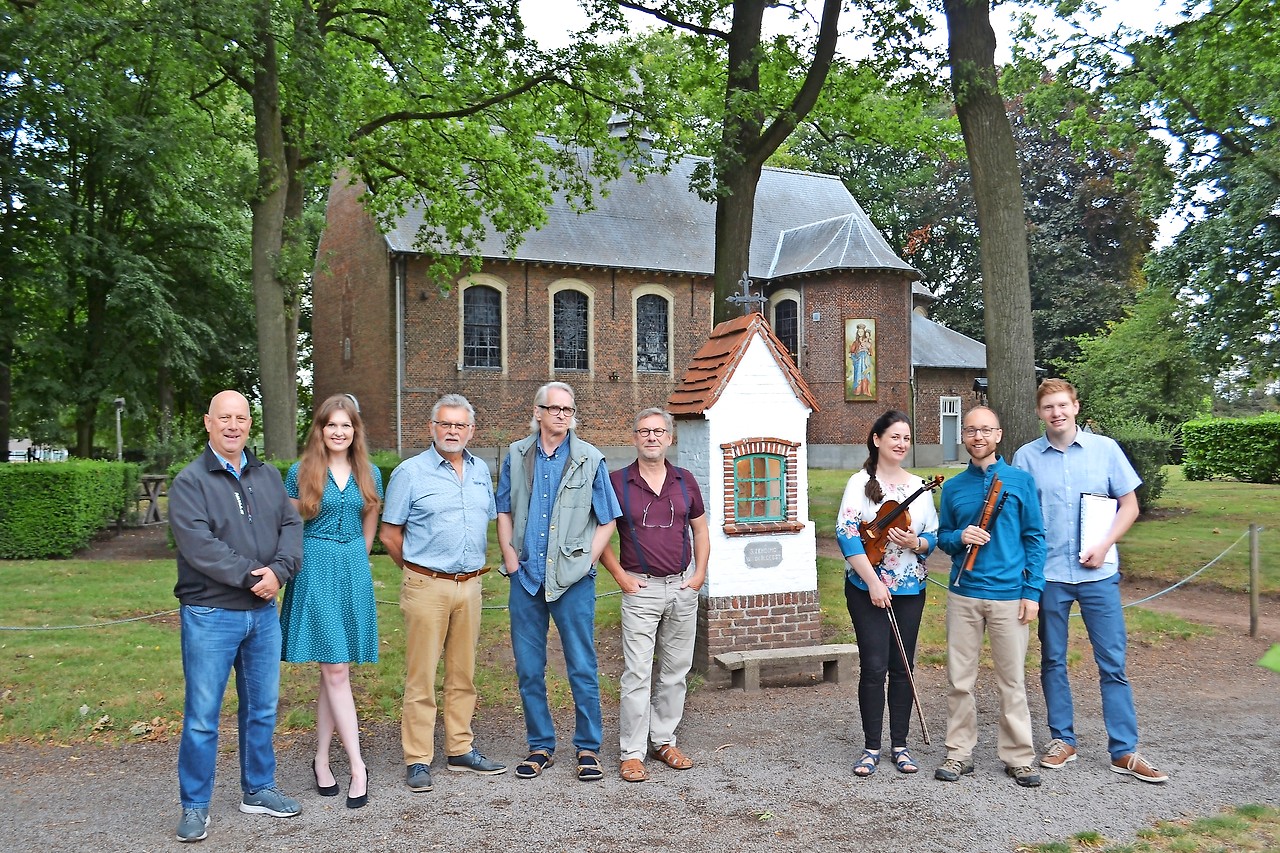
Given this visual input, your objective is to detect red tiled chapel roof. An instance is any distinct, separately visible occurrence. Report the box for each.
[667,313,819,416]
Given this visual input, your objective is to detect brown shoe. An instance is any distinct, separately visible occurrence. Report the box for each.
[1110,752,1168,783]
[651,743,693,769]
[1040,738,1077,769]
[619,758,647,783]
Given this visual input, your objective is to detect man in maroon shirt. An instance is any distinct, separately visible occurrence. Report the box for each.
[601,408,710,783]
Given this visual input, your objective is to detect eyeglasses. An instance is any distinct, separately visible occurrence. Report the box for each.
[641,498,674,528]
[537,404,576,418]
[962,426,999,438]
[433,420,472,431]
[635,428,668,438]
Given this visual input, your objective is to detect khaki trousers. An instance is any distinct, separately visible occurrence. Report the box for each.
[943,591,1036,767]
[400,569,482,764]
[618,571,699,761]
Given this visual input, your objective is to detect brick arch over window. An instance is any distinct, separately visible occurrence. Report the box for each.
[720,437,803,535]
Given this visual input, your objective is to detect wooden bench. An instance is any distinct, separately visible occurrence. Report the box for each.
[714,643,859,692]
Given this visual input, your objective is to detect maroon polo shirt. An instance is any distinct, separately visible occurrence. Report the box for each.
[610,460,705,576]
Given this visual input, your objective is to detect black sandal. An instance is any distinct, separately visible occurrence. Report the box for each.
[515,749,554,779]
[892,747,919,774]
[853,749,880,778]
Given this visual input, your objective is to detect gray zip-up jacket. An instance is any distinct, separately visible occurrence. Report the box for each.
[170,445,303,609]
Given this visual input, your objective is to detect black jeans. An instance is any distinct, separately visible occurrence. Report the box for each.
[844,580,926,751]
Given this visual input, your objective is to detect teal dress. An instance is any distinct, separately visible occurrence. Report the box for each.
[281,462,383,664]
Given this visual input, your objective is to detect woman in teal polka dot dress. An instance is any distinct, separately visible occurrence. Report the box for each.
[281,394,383,808]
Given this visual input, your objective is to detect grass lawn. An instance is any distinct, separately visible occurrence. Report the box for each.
[1020,804,1280,853]
[0,465,1269,745]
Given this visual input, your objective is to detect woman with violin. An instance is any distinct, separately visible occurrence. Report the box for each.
[835,410,939,778]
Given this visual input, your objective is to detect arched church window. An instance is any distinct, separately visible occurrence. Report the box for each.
[773,297,799,363]
[462,285,502,369]
[553,289,589,371]
[635,293,670,373]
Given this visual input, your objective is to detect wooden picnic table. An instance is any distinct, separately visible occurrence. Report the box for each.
[139,474,167,524]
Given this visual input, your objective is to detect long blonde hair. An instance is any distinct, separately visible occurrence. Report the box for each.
[296,394,380,520]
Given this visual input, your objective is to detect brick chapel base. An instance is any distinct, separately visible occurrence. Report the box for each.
[694,591,824,687]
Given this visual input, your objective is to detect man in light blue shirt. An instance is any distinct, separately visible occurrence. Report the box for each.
[1013,379,1167,783]
[496,382,620,783]
[381,394,506,793]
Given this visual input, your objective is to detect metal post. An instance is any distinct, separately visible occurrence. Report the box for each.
[114,397,125,462]
[1249,523,1260,638]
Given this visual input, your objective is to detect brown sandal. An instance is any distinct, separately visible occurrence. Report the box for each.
[619,758,648,782]
[515,749,554,779]
[651,743,693,770]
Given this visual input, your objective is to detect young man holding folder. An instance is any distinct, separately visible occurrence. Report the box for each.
[1013,379,1167,783]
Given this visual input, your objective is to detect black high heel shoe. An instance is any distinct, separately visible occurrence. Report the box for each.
[346,767,368,809]
[313,759,340,797]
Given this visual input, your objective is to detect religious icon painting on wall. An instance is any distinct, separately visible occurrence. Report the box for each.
[844,319,877,401]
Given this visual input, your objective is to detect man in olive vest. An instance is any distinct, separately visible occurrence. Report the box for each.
[496,382,620,783]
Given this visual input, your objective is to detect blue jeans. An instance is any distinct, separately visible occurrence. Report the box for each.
[508,574,602,754]
[1038,574,1138,759]
[178,603,282,809]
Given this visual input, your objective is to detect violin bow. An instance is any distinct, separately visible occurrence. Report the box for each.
[961,476,1003,573]
[886,603,930,744]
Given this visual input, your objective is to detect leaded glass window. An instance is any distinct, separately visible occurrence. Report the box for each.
[774,297,799,363]
[733,454,786,521]
[553,289,589,371]
[462,285,502,368]
[636,294,669,373]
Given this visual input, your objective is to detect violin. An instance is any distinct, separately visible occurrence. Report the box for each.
[858,475,945,567]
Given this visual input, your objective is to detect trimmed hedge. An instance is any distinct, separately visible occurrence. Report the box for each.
[1182,414,1280,483]
[0,461,140,558]
[1103,418,1173,513]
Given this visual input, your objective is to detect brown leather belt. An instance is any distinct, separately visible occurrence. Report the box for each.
[404,562,490,582]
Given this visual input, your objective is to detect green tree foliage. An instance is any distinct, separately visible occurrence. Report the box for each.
[161,0,653,457]
[1033,0,1279,391]
[2,0,258,458]
[592,0,938,323]
[1064,285,1209,428]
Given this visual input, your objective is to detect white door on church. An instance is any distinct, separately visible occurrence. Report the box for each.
[941,396,961,462]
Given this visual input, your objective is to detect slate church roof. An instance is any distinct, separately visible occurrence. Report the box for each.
[383,154,920,281]
[911,314,987,369]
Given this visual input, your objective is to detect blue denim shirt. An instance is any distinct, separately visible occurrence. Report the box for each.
[496,438,620,597]
[381,446,496,573]
[1013,429,1142,584]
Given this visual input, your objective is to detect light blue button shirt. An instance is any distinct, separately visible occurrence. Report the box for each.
[381,446,496,574]
[1013,429,1141,584]
[209,445,247,480]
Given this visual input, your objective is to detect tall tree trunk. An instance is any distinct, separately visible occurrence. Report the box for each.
[712,0,767,325]
[0,344,10,463]
[711,0,841,324]
[249,1,297,459]
[944,0,1038,448]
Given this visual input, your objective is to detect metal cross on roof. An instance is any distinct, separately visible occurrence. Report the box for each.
[725,271,766,316]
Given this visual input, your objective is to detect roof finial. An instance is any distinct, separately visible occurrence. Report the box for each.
[726,271,766,316]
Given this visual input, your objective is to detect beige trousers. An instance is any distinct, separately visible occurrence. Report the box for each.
[943,591,1036,767]
[400,569,482,765]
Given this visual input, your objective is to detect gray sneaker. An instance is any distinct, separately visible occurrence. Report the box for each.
[447,748,508,775]
[1006,765,1042,787]
[406,762,434,791]
[238,786,301,817]
[934,757,975,782]
[176,807,209,842]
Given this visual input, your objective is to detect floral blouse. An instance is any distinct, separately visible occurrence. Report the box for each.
[835,470,939,596]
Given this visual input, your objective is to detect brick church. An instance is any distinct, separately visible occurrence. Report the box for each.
[311,151,985,466]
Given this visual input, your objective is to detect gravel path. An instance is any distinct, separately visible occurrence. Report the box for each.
[2,614,1277,853]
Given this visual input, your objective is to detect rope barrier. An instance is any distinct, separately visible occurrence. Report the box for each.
[0,609,180,631]
[924,526,1258,614]
[0,528,1262,631]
